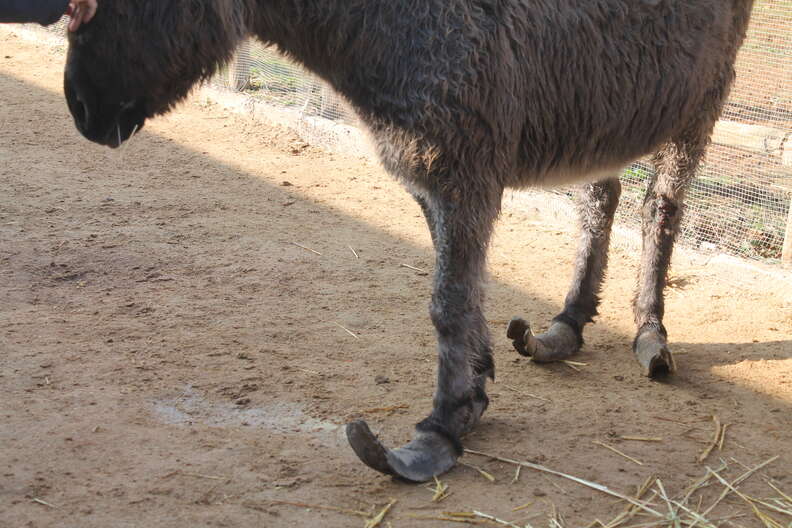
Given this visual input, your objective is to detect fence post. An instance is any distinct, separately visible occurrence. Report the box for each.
[228,40,252,91]
[783,195,792,268]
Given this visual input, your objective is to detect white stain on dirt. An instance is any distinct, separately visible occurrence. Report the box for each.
[153,387,339,435]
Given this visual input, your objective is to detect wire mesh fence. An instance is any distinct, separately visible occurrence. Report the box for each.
[41,2,792,265]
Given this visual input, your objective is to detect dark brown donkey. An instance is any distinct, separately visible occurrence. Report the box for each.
[63,0,755,482]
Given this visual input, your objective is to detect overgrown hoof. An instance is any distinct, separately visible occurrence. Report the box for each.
[507,317,534,356]
[346,420,459,482]
[507,317,581,362]
[634,331,676,378]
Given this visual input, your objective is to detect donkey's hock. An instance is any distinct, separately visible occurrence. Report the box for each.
[64,0,756,481]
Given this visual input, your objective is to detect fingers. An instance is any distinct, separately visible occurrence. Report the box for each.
[68,5,82,32]
[83,0,98,23]
[67,0,98,33]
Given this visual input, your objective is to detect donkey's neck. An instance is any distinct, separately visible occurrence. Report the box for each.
[249,1,372,79]
[245,0,486,131]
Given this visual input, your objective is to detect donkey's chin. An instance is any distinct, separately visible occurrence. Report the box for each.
[103,118,145,149]
[101,104,146,149]
[76,101,147,149]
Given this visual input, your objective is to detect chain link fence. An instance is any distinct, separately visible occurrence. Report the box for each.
[41,2,792,266]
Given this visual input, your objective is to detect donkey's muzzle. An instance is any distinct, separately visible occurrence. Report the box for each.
[64,72,145,149]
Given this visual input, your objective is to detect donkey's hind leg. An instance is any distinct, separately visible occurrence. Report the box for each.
[509,177,621,362]
[633,132,711,377]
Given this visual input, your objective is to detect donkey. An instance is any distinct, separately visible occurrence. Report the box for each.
[63,0,755,482]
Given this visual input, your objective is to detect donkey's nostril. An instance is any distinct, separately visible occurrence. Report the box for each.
[63,76,90,129]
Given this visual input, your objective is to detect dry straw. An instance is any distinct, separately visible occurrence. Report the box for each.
[504,384,552,403]
[465,448,789,528]
[267,499,369,517]
[400,263,427,273]
[290,241,322,255]
[364,499,396,528]
[461,461,497,482]
[697,415,723,463]
[473,509,531,528]
[592,440,644,466]
[429,476,451,502]
[333,322,359,339]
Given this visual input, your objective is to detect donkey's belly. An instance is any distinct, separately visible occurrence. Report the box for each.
[534,164,626,189]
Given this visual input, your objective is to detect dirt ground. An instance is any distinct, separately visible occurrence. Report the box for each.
[2,31,791,528]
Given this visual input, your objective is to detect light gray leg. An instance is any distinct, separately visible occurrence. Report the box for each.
[348,183,501,482]
[414,190,493,398]
[413,193,439,247]
[509,177,621,362]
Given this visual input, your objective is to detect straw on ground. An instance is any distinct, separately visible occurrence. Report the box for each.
[365,499,396,528]
[593,440,644,466]
[290,241,322,255]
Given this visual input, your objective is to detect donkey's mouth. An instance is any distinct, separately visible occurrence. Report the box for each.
[102,100,146,149]
[66,84,146,149]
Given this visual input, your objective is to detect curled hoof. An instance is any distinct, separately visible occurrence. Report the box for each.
[507,317,534,357]
[507,317,581,362]
[346,420,459,482]
[634,331,676,378]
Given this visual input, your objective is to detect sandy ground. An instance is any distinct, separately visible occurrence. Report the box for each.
[1,31,791,528]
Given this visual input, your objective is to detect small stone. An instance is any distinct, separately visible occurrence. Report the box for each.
[374,375,390,385]
[532,489,547,497]
[235,397,251,406]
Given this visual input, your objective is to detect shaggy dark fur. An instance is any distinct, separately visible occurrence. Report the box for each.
[63,0,756,482]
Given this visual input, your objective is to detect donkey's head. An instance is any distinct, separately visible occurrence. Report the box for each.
[64,0,248,147]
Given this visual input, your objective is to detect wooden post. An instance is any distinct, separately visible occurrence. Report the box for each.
[783,195,792,268]
[228,40,252,91]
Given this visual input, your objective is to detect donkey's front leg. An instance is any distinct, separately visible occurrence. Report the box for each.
[509,177,621,362]
[348,185,501,482]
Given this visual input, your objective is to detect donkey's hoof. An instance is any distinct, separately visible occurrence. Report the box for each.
[346,420,392,475]
[507,317,535,357]
[508,317,580,362]
[634,332,676,378]
[346,420,459,482]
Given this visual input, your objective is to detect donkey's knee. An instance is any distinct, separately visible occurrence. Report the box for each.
[642,192,683,236]
[429,284,477,337]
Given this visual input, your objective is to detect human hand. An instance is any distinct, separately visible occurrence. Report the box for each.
[66,0,98,32]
